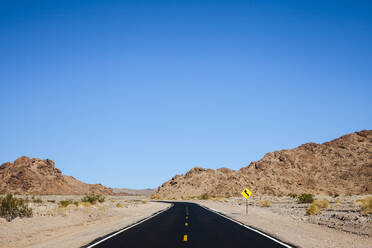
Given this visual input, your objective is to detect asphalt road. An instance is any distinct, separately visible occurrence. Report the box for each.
[85,202,292,248]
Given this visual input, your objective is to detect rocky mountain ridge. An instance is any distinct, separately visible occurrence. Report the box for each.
[0,156,113,195]
[155,130,372,198]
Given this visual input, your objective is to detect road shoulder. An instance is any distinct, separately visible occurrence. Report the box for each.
[0,199,170,248]
[194,200,371,248]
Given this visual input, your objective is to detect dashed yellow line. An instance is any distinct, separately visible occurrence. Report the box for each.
[183,235,188,242]
[185,222,188,226]
[186,216,188,219]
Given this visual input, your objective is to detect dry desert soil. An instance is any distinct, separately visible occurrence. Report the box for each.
[0,195,170,248]
[1,195,371,248]
[191,196,372,248]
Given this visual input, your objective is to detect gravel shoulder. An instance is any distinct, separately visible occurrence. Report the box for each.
[0,195,170,248]
[193,198,372,248]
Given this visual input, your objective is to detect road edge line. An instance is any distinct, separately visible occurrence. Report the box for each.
[197,203,295,248]
[83,203,173,248]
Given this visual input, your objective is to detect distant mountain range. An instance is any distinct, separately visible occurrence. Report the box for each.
[112,188,155,196]
[2,130,371,197]
[155,130,372,198]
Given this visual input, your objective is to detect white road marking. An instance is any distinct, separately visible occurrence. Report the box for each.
[86,202,293,248]
[198,204,294,248]
[85,204,173,248]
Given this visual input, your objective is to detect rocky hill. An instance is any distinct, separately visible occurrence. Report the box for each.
[0,156,113,195]
[155,130,372,198]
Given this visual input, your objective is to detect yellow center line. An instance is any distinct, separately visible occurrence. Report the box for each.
[183,235,188,242]
[186,216,188,219]
[185,222,188,226]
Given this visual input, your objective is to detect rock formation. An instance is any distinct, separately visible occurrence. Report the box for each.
[0,156,113,195]
[155,130,372,198]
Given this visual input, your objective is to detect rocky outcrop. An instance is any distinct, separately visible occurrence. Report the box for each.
[155,130,372,198]
[0,156,113,195]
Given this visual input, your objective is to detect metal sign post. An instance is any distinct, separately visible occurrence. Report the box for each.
[241,187,252,215]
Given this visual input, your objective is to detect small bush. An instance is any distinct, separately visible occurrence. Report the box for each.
[116,202,123,208]
[199,193,211,200]
[80,202,92,207]
[47,200,56,203]
[150,194,160,200]
[306,204,320,215]
[306,199,329,215]
[0,194,33,221]
[297,194,314,204]
[288,193,297,198]
[142,200,147,204]
[328,192,339,198]
[260,200,271,207]
[356,197,372,215]
[31,196,43,203]
[59,200,73,207]
[313,199,330,209]
[81,194,105,204]
[73,201,79,207]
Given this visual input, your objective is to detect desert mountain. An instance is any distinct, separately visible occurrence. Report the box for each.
[155,130,372,198]
[0,156,113,195]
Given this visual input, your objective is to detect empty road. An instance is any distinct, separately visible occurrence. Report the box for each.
[84,202,292,248]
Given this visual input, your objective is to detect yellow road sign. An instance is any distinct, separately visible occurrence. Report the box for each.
[241,188,252,199]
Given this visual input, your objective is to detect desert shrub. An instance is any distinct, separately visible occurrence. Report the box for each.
[81,194,105,204]
[31,196,43,203]
[306,199,329,215]
[47,200,56,203]
[288,193,297,198]
[328,192,339,198]
[116,202,123,208]
[356,197,372,215]
[260,200,271,207]
[297,194,314,204]
[142,200,147,204]
[80,202,92,207]
[150,194,160,200]
[59,200,73,207]
[306,204,321,215]
[313,199,330,209]
[73,201,79,207]
[199,193,211,200]
[0,194,33,221]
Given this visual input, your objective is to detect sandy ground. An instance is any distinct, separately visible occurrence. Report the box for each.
[0,195,170,248]
[193,197,372,248]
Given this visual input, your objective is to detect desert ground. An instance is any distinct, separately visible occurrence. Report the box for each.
[0,195,169,248]
[1,194,371,248]
[188,195,372,248]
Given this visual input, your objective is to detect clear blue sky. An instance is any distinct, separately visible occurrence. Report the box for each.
[1,0,371,189]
